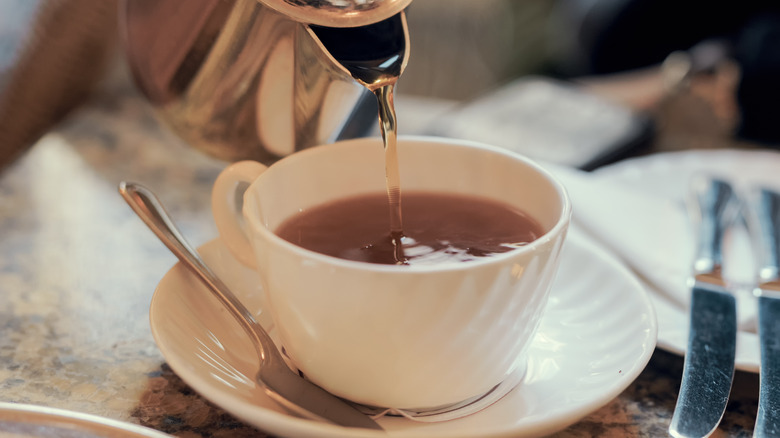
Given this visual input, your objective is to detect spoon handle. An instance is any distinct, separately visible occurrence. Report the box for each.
[118,181,384,430]
[119,182,277,361]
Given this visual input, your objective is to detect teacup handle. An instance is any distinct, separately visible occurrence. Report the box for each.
[211,160,267,268]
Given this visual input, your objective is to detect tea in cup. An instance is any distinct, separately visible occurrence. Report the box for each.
[211,136,570,410]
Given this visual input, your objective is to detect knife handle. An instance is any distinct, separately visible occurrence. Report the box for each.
[746,187,780,285]
[689,177,740,276]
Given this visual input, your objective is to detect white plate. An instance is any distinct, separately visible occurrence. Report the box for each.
[149,230,657,438]
[0,402,170,437]
[594,148,780,372]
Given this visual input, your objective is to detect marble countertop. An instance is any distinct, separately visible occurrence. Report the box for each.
[0,77,764,437]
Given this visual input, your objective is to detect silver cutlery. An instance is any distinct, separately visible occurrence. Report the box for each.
[670,176,740,438]
[119,181,383,431]
[746,186,780,438]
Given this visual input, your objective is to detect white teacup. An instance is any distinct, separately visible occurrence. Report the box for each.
[211,136,570,410]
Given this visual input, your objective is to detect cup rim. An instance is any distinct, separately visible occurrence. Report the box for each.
[244,135,572,272]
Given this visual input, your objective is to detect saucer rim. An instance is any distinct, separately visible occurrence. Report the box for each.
[149,231,657,438]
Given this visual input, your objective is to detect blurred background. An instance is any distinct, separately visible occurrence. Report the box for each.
[1,0,779,170]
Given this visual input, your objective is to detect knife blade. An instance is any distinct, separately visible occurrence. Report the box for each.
[746,187,780,438]
[670,176,740,438]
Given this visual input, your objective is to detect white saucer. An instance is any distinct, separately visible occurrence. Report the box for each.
[149,230,657,438]
[0,402,171,437]
[594,148,780,372]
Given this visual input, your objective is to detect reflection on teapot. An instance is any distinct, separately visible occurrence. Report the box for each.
[120,0,411,164]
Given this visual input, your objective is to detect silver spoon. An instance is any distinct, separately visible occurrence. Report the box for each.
[119,181,383,431]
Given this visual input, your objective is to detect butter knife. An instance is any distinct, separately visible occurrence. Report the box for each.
[746,187,780,438]
[670,176,740,438]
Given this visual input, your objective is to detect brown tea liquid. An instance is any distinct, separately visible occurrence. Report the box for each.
[276,192,544,265]
[311,13,408,262]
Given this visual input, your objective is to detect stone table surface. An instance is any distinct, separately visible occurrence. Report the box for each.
[0,80,766,437]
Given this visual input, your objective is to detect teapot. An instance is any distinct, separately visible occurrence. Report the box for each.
[120,0,411,164]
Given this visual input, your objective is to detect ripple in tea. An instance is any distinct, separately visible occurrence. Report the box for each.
[275,191,544,265]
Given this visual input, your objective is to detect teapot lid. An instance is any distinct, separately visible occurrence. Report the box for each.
[259,0,412,28]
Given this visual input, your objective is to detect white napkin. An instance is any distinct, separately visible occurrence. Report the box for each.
[546,164,758,333]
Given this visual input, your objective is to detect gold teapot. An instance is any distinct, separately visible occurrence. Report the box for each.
[120,0,411,163]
